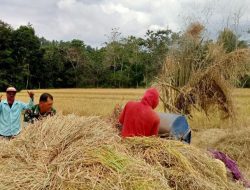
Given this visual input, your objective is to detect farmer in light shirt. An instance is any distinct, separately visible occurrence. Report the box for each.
[0,87,34,139]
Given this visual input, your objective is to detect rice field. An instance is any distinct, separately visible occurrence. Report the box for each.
[9,87,250,123]
[1,87,249,128]
[14,88,148,116]
[1,87,250,133]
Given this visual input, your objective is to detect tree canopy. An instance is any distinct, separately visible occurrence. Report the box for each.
[0,20,249,91]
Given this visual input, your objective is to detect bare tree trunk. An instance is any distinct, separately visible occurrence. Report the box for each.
[26,64,29,89]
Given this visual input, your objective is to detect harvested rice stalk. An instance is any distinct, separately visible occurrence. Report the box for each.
[123,137,244,190]
[0,115,245,190]
[156,22,250,118]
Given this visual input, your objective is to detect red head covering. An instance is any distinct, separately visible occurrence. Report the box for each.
[141,88,159,109]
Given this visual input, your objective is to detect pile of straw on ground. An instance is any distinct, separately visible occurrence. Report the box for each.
[212,127,250,179]
[0,114,245,190]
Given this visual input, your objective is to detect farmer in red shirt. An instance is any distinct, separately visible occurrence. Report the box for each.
[119,88,160,137]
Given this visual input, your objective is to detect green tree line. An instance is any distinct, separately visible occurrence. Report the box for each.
[0,20,249,90]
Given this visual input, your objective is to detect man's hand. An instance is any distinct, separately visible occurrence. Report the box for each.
[27,91,34,99]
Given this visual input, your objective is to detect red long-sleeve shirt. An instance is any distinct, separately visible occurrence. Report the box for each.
[119,88,160,137]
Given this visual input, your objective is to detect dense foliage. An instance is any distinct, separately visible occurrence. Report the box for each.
[0,20,248,90]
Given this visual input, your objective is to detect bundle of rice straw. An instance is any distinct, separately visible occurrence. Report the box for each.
[123,138,245,190]
[174,70,234,119]
[156,22,250,118]
[212,126,250,180]
[0,114,245,190]
[109,103,122,131]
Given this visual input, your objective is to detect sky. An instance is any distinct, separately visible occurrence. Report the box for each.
[0,0,250,47]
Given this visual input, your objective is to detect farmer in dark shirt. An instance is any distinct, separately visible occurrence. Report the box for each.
[24,93,56,123]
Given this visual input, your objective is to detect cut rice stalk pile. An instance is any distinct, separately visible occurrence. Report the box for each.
[123,138,244,190]
[212,127,250,179]
[174,70,234,119]
[156,22,250,118]
[0,114,245,190]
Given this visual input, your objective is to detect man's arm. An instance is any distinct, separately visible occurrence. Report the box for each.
[21,91,34,110]
[23,109,33,123]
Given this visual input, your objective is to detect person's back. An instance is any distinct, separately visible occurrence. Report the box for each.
[119,88,160,137]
